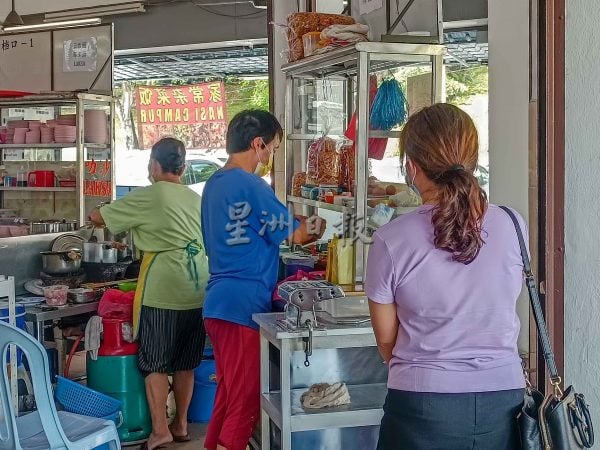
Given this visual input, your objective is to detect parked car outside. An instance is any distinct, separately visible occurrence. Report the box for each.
[116,149,270,199]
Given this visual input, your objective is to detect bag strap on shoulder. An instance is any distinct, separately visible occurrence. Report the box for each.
[498,206,562,389]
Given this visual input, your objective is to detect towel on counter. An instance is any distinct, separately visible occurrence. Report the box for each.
[84,316,103,361]
[320,23,369,41]
[313,23,370,56]
[300,382,351,409]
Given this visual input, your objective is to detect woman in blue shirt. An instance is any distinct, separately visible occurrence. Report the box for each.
[201,110,325,450]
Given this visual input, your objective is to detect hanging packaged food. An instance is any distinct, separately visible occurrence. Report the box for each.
[339,143,355,193]
[286,13,355,62]
[291,172,307,197]
[316,137,340,186]
[306,138,322,185]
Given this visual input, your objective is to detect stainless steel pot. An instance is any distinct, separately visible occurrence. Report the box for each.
[40,251,82,275]
[31,219,78,235]
[83,242,118,264]
[57,220,78,233]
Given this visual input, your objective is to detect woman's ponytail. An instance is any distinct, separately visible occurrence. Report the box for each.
[400,103,487,264]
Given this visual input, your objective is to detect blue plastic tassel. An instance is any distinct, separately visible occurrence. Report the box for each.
[369,78,408,131]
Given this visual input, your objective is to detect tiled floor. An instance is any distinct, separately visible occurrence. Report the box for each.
[122,423,207,450]
[114,419,211,449]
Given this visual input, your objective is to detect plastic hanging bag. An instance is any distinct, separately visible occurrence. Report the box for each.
[345,75,388,160]
[370,78,408,131]
[98,289,135,320]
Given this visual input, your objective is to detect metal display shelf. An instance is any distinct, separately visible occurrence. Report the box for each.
[287,130,401,140]
[0,92,115,226]
[0,92,112,107]
[254,312,384,450]
[0,187,75,192]
[287,195,350,214]
[281,42,444,78]
[262,383,386,433]
[0,143,109,149]
[284,41,444,284]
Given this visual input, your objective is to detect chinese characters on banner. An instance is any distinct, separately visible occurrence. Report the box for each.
[84,159,112,198]
[135,82,228,149]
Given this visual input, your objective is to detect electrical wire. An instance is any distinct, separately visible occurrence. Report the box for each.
[145,0,266,18]
[192,3,266,18]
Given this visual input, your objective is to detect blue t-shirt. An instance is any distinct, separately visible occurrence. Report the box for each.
[201,168,300,329]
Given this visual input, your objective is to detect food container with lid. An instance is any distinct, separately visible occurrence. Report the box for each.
[43,285,69,306]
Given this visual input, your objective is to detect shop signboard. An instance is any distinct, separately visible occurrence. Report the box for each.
[84,159,111,198]
[135,82,228,149]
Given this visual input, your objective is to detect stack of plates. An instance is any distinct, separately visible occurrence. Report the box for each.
[0,127,7,144]
[5,121,29,144]
[40,126,54,143]
[25,128,41,144]
[54,125,77,143]
[84,110,108,144]
[57,115,76,126]
[13,128,27,145]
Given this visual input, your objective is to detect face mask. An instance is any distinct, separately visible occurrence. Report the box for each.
[254,139,274,177]
[405,159,421,199]
[254,152,273,177]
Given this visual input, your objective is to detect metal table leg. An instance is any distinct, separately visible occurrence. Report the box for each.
[260,332,271,450]
[280,339,292,450]
[34,320,44,342]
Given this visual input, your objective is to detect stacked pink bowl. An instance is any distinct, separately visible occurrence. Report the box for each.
[84,110,108,144]
[54,125,77,143]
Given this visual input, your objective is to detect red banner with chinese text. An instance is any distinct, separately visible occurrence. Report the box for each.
[135,82,228,149]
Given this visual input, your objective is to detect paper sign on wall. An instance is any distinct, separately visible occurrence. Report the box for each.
[359,0,383,15]
[63,37,98,72]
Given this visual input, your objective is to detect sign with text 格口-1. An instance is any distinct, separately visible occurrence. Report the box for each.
[135,82,228,149]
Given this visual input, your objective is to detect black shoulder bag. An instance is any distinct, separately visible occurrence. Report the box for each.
[500,206,594,449]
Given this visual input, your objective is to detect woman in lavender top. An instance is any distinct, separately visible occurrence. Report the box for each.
[366,103,526,450]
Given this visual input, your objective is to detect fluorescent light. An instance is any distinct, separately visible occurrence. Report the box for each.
[44,2,145,22]
[2,18,101,33]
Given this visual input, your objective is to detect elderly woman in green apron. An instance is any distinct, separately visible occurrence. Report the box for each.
[88,137,208,450]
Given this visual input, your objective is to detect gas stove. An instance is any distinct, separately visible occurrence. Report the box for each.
[40,270,86,288]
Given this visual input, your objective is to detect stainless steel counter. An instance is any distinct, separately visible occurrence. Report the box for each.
[254,312,386,450]
[25,301,99,341]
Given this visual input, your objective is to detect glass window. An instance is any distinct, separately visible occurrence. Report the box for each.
[182,160,219,186]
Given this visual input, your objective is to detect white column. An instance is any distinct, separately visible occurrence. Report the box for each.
[564,0,600,415]
[488,0,530,352]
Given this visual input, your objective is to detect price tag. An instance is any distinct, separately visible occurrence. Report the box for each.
[3,149,24,161]
[86,149,110,161]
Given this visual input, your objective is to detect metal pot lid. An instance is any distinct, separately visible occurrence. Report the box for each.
[51,233,85,253]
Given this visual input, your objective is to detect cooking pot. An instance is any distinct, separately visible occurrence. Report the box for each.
[28,171,55,188]
[30,219,78,235]
[57,220,78,233]
[83,242,118,264]
[41,251,82,275]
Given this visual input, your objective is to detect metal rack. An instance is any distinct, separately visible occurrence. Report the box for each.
[0,92,116,226]
[282,42,444,285]
[254,312,387,450]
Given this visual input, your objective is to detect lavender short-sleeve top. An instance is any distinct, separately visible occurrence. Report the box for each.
[365,204,527,393]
